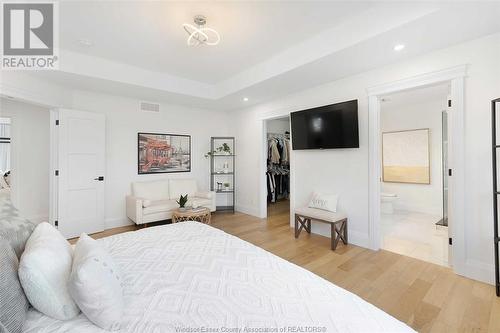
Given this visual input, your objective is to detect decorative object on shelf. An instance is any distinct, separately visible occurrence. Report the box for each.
[176,194,188,211]
[138,133,191,174]
[192,201,199,209]
[204,143,232,158]
[183,15,220,47]
[210,137,235,212]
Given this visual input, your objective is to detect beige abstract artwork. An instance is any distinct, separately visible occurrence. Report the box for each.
[382,129,430,184]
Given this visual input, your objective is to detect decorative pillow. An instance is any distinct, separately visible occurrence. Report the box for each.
[69,233,123,331]
[0,241,29,333]
[0,193,35,258]
[18,222,80,320]
[142,199,152,208]
[308,193,339,213]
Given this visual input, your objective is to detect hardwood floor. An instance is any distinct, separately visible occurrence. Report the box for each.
[81,201,500,332]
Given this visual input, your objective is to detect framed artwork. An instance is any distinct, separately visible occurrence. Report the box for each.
[382,128,430,184]
[138,133,191,174]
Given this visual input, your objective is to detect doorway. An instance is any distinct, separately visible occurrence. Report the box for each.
[0,97,50,223]
[265,116,291,222]
[367,65,467,276]
[379,84,450,266]
[0,117,12,200]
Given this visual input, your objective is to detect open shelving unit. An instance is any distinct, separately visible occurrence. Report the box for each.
[210,137,235,212]
[491,97,500,296]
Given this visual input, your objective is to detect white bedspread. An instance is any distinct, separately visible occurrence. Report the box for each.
[23,222,415,332]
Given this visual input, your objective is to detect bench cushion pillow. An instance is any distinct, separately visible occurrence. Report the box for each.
[0,192,35,258]
[308,193,338,213]
[0,241,29,333]
[18,222,80,320]
[295,207,346,223]
[69,233,123,331]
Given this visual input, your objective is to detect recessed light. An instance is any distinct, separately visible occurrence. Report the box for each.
[78,39,93,47]
[243,97,249,102]
[394,44,405,52]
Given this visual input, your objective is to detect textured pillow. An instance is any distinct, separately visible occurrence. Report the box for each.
[69,233,123,331]
[308,193,338,213]
[18,222,80,320]
[0,192,35,258]
[0,241,29,333]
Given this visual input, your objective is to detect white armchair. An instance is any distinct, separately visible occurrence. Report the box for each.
[126,179,216,225]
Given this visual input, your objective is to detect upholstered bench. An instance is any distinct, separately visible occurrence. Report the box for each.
[294,207,348,250]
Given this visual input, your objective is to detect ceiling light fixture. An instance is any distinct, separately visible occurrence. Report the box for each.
[394,44,405,52]
[243,97,249,102]
[183,15,220,46]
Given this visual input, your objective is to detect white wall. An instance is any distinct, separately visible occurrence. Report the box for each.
[381,98,446,215]
[69,90,229,228]
[0,98,50,223]
[266,117,290,135]
[230,32,500,284]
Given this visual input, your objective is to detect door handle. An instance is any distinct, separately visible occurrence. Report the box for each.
[94,176,104,181]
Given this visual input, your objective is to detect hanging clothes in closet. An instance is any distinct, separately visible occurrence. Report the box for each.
[267,132,290,203]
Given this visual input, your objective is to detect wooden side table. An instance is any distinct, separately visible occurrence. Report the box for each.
[172,207,211,224]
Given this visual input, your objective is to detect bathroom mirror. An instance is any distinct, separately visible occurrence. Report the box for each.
[382,128,430,184]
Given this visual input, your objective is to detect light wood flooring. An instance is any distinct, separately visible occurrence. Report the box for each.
[78,200,500,332]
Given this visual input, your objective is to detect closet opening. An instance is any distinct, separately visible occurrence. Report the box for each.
[265,116,291,223]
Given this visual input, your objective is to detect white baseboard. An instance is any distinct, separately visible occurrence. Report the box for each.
[394,203,442,216]
[235,204,261,218]
[105,217,134,229]
[309,223,370,249]
[462,259,495,285]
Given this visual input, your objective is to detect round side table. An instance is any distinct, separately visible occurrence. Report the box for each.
[172,207,211,224]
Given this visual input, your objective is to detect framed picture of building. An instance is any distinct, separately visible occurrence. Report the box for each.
[138,133,191,174]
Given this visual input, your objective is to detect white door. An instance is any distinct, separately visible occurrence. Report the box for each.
[57,109,105,238]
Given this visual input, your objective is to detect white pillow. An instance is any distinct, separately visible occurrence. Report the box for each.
[69,233,123,331]
[308,193,339,213]
[142,199,151,208]
[18,222,80,320]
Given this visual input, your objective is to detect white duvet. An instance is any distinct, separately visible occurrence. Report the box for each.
[23,222,415,333]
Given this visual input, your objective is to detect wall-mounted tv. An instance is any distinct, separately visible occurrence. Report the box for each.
[290,100,359,150]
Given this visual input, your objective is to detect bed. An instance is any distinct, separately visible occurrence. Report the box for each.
[22,222,415,332]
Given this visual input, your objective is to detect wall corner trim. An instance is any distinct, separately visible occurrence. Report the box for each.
[366,64,468,97]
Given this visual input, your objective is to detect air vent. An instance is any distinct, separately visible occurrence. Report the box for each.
[140,101,160,113]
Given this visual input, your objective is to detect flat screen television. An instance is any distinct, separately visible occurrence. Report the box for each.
[290,100,359,150]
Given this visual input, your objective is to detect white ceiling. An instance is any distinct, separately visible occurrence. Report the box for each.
[23,1,500,110]
[60,1,370,83]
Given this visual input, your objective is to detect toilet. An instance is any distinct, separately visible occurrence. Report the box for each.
[381,192,398,214]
